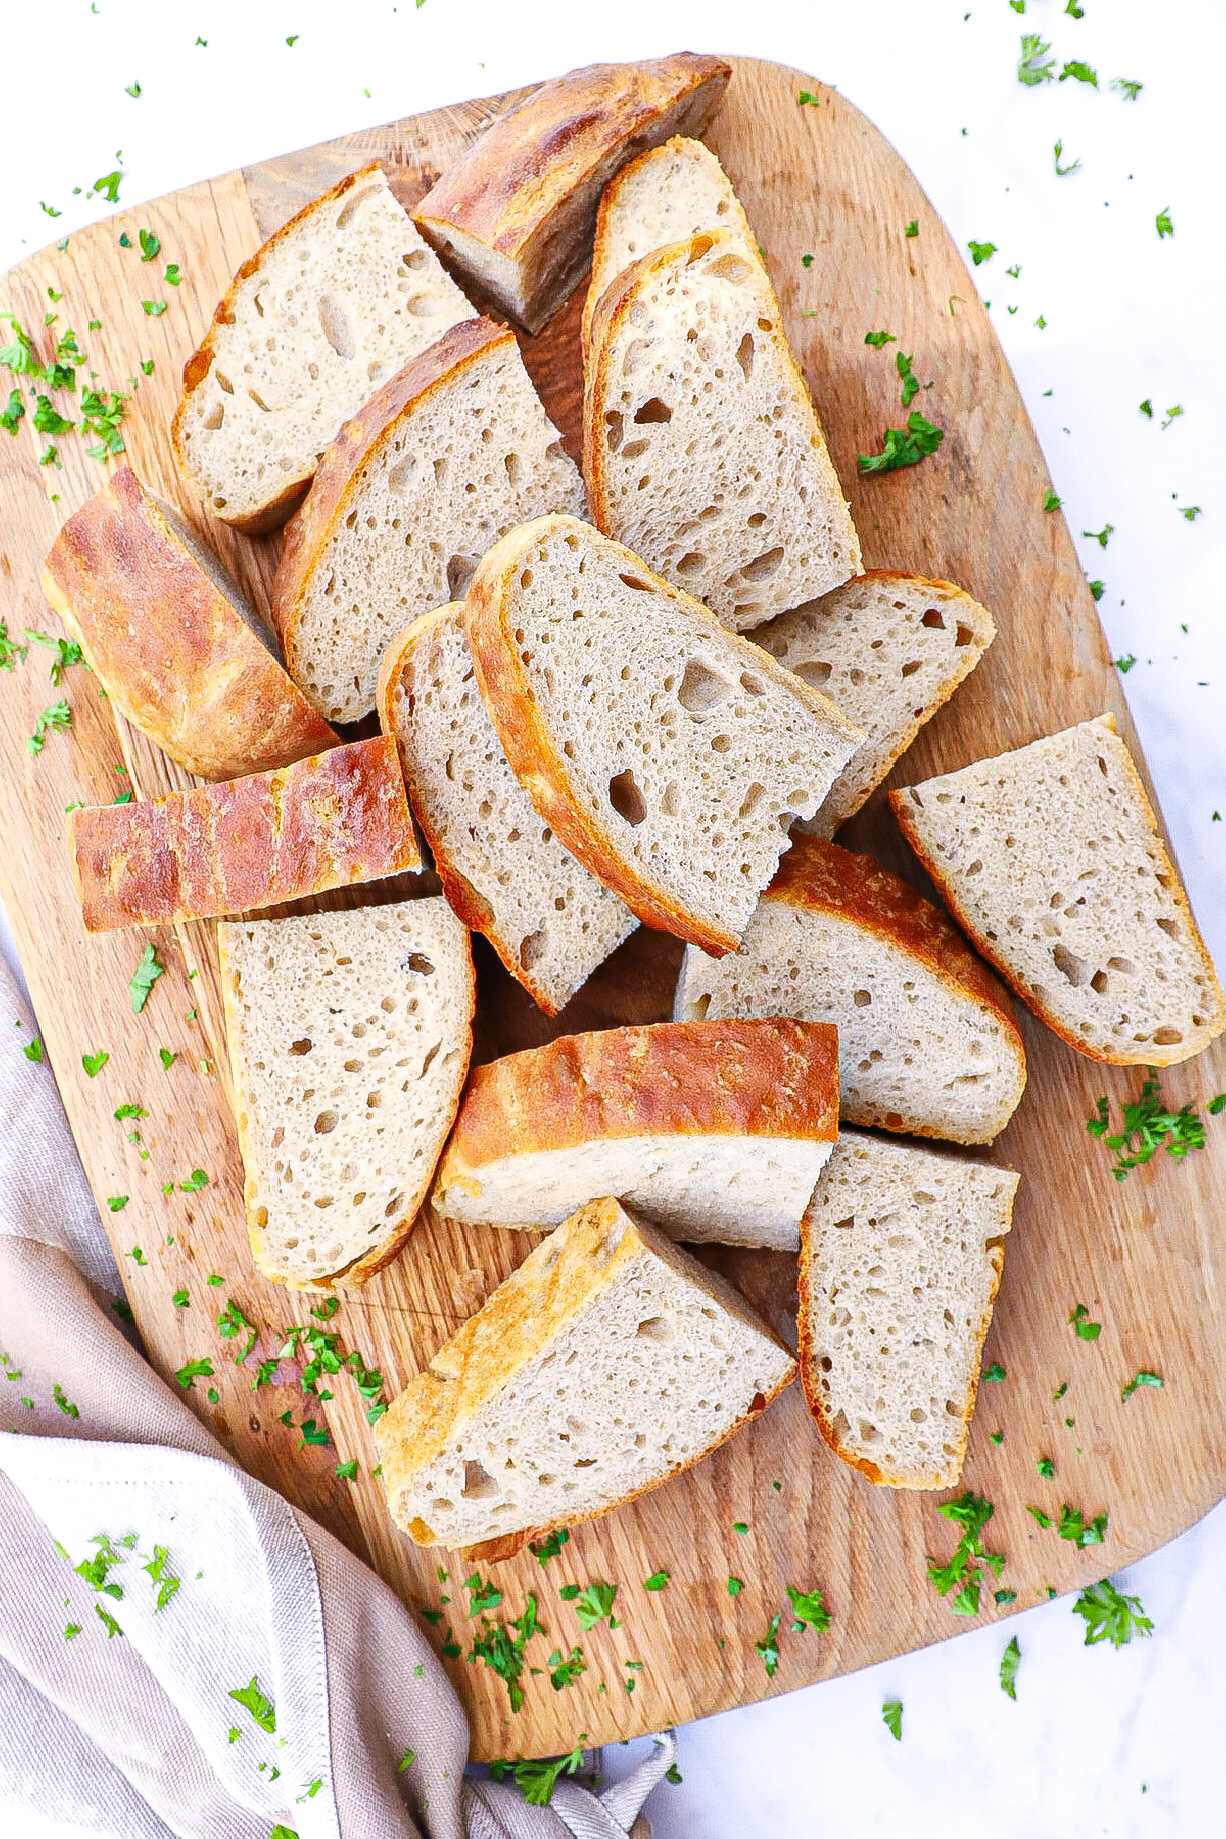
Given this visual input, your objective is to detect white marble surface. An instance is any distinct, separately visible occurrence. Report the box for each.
[1,1,1222,1833]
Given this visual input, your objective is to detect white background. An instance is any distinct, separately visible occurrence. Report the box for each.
[1,3,1224,1834]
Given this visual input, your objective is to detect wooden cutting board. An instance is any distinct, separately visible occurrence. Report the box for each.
[1,55,1223,1763]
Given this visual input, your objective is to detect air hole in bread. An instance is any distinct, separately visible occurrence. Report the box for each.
[793,659,832,689]
[636,1315,669,1339]
[609,768,647,827]
[901,660,921,677]
[203,401,224,431]
[634,397,673,425]
[740,671,766,698]
[922,607,946,629]
[388,451,418,494]
[687,233,717,264]
[618,572,653,591]
[1153,1025,1183,1045]
[955,623,974,647]
[405,954,435,976]
[248,388,272,413]
[676,550,706,576]
[705,252,752,284]
[736,547,785,584]
[403,248,427,270]
[334,180,381,229]
[520,928,547,971]
[215,370,234,395]
[462,1459,499,1500]
[314,1109,339,1135]
[290,1037,312,1055]
[739,782,766,820]
[318,293,354,361]
[677,658,732,713]
[735,332,755,380]
[446,554,476,599]
[604,411,624,453]
[1052,943,1091,987]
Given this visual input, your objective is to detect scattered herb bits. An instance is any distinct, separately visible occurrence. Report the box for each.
[1068,1303,1101,1341]
[999,1635,1021,1699]
[1073,1578,1153,1647]
[1121,1370,1163,1402]
[882,1698,903,1740]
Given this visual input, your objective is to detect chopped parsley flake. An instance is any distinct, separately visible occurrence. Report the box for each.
[727,1575,744,1596]
[882,1699,903,1740]
[334,1458,358,1480]
[643,1569,670,1591]
[797,90,820,106]
[107,1196,128,1213]
[1037,1457,1055,1479]
[864,330,896,348]
[1121,1370,1163,1402]
[1068,1303,1102,1341]
[23,1037,43,1063]
[464,1572,504,1617]
[490,1740,586,1806]
[158,1048,176,1070]
[1073,1578,1153,1647]
[896,351,920,407]
[179,1167,208,1192]
[229,1675,275,1733]
[172,1289,189,1308]
[1053,141,1080,177]
[905,219,919,237]
[755,1611,781,1678]
[786,1583,831,1633]
[999,1635,1021,1699]
[1088,1071,1208,1178]
[1018,34,1055,86]
[858,411,943,474]
[569,1581,619,1630]
[94,169,123,205]
[165,264,182,287]
[1115,654,1136,673]
[127,944,163,1014]
[733,1521,749,1536]
[142,301,167,317]
[28,699,71,755]
[1111,78,1143,101]
[926,1492,1002,1617]
[982,1361,1006,1382]
[547,1642,585,1693]
[1060,60,1097,86]
[143,1544,179,1612]
[1084,523,1113,548]
[217,1299,258,1364]
[53,1382,79,1418]
[1043,487,1061,512]
[1156,207,1174,240]
[967,240,997,266]
[174,1356,213,1389]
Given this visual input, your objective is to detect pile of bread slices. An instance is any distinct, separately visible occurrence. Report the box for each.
[44,55,1224,1556]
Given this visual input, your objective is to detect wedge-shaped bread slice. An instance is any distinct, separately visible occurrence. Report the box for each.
[674,836,1026,1144]
[584,229,861,631]
[172,164,475,533]
[219,899,474,1289]
[581,135,755,356]
[378,602,636,1013]
[375,1195,796,1547]
[413,55,731,334]
[433,1017,839,1249]
[799,1130,1018,1488]
[891,714,1226,1064]
[42,467,337,780]
[271,318,585,723]
[464,516,865,955]
[754,572,996,836]
[70,736,420,932]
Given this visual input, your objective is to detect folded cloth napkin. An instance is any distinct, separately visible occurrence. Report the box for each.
[0,956,674,1839]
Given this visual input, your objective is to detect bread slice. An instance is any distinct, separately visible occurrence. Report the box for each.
[583,229,861,631]
[219,899,474,1289]
[674,836,1026,1145]
[41,467,337,780]
[463,515,865,955]
[413,55,731,334]
[798,1130,1018,1489]
[891,714,1226,1064]
[581,135,755,356]
[433,1017,839,1249]
[172,164,475,533]
[374,1195,796,1548]
[753,572,996,836]
[377,602,636,1014]
[270,318,585,723]
[70,736,420,933]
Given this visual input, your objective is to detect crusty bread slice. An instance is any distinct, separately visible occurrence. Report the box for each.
[799,1130,1018,1489]
[219,899,474,1289]
[753,572,996,836]
[583,229,861,631]
[463,515,865,955]
[413,55,731,334]
[674,836,1027,1145]
[374,1195,796,1548]
[891,714,1226,1064]
[271,317,585,723]
[41,467,337,780]
[172,164,475,533]
[433,1017,839,1249]
[69,736,420,932]
[377,602,636,1014]
[581,135,755,356]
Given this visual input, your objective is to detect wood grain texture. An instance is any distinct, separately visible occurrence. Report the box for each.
[1,57,1224,1763]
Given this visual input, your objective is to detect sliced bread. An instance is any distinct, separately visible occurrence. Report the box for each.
[377,602,637,1014]
[581,135,755,356]
[753,572,996,836]
[433,1017,839,1249]
[674,836,1027,1144]
[413,55,731,333]
[172,164,475,533]
[463,515,865,955]
[70,736,420,933]
[799,1131,1017,1489]
[891,714,1226,1064]
[271,316,585,723]
[583,229,861,631]
[219,899,474,1289]
[41,467,337,780]
[374,1195,796,1548]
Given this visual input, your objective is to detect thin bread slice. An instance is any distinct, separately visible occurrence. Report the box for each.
[753,572,996,836]
[219,899,474,1289]
[463,515,865,955]
[374,1195,796,1548]
[433,1017,839,1250]
[891,714,1226,1064]
[674,836,1027,1145]
[377,602,636,1014]
[69,736,420,933]
[583,229,861,631]
[271,316,585,723]
[799,1130,1018,1488]
[41,467,337,780]
[413,55,731,333]
[172,164,475,533]
[581,135,755,356]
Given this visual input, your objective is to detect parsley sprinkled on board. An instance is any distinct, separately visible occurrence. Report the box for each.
[864,330,896,348]
[999,1635,1021,1699]
[107,1196,128,1212]
[1073,1578,1153,1647]
[530,1528,569,1565]
[27,630,83,684]
[217,1299,258,1364]
[989,1429,1004,1445]
[229,1675,275,1732]
[1121,1370,1163,1402]
[786,1584,831,1633]
[165,264,182,287]
[174,1355,213,1389]
[127,944,163,1013]
[23,1035,43,1063]
[904,219,918,238]
[490,1741,586,1807]
[142,301,167,317]
[1053,141,1081,178]
[858,411,943,475]
[172,1289,189,1308]
[143,1544,179,1611]
[179,1167,208,1192]
[1043,487,1062,512]
[755,1612,781,1677]
[547,1643,586,1691]
[1088,1072,1208,1178]
[82,1049,109,1078]
[1084,522,1114,547]
[896,351,920,407]
[0,390,22,435]
[566,1581,619,1630]
[732,1521,748,1536]
[1060,60,1097,86]
[927,1493,1003,1616]
[1018,34,1055,86]
[797,91,820,107]
[643,1570,669,1591]
[138,228,160,262]
[727,1575,744,1596]
[967,240,997,267]
[464,1572,504,1616]
[53,1382,79,1418]
[995,1588,1017,1606]
[1114,654,1136,673]
[158,1048,177,1070]
[1156,207,1174,239]
[982,1361,1006,1382]
[1111,78,1143,101]
[882,1699,903,1740]
[334,1458,358,1480]
[1068,1303,1101,1341]
[28,699,71,755]
[298,1418,328,1447]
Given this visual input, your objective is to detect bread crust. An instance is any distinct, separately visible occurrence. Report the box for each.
[70,736,421,932]
[434,1016,840,1215]
[413,55,731,332]
[272,317,511,688]
[375,1196,796,1547]
[41,468,337,780]
[890,714,1226,1066]
[463,514,863,955]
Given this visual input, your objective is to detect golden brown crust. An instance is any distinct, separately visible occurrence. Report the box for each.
[271,317,512,668]
[70,736,421,933]
[41,468,338,780]
[435,1017,840,1209]
[890,715,1226,1066]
